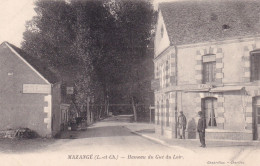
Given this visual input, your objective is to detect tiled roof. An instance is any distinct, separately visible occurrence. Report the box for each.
[159,0,260,45]
[5,42,59,84]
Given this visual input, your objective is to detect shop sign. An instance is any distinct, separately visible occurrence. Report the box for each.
[66,87,74,94]
[149,106,155,109]
[198,84,213,89]
[23,84,51,94]
[167,84,212,92]
[202,55,216,62]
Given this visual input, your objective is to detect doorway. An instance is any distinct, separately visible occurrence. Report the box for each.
[253,97,260,140]
[202,97,217,127]
[161,100,164,135]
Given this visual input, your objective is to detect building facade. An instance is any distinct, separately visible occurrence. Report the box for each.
[153,0,260,140]
[0,42,64,137]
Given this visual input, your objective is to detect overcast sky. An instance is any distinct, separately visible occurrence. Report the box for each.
[0,0,187,47]
[0,0,35,46]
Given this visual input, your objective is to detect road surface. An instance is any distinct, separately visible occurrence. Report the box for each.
[0,116,258,166]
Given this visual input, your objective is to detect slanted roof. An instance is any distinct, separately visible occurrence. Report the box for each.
[159,0,260,45]
[4,42,59,84]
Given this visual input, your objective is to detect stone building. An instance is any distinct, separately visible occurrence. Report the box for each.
[0,41,63,137]
[153,0,260,140]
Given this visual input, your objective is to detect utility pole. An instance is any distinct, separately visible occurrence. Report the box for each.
[149,105,155,123]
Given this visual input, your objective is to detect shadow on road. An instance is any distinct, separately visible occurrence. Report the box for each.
[101,115,134,123]
[136,129,155,134]
[0,138,58,154]
[0,116,146,153]
[60,125,134,139]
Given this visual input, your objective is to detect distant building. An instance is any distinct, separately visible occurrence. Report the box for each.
[0,41,64,137]
[153,0,260,140]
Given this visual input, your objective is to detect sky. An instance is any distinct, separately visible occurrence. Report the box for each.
[0,0,35,47]
[0,0,189,47]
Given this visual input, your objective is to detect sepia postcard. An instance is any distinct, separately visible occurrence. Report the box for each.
[0,0,260,166]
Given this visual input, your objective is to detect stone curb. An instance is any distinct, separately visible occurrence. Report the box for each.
[130,131,194,153]
[128,126,260,149]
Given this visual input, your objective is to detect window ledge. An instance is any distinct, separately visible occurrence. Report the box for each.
[203,82,223,86]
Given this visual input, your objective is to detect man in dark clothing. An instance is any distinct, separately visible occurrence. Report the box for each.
[177,111,187,139]
[197,111,206,147]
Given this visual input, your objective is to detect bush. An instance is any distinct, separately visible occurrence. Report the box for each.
[15,128,38,139]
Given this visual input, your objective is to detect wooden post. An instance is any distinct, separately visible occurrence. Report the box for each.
[87,96,90,125]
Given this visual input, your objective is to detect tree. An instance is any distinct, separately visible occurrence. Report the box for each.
[104,0,156,121]
[22,0,108,121]
[23,0,78,70]
[22,0,156,122]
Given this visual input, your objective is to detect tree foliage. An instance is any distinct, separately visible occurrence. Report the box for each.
[22,0,156,122]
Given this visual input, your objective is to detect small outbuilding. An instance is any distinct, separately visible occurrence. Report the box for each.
[0,41,63,137]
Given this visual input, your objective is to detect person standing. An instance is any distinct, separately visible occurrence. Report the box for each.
[177,111,187,139]
[197,111,206,147]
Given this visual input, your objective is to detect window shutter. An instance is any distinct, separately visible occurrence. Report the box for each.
[203,63,208,83]
[203,61,216,83]
[251,54,256,81]
[212,62,216,82]
[257,55,260,80]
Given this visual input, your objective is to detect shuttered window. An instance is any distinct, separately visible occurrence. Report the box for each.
[166,99,170,127]
[161,100,164,126]
[251,52,260,81]
[157,101,160,125]
[166,61,169,87]
[202,54,216,83]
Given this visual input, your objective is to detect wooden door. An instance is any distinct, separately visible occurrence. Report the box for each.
[253,97,260,140]
[202,97,217,127]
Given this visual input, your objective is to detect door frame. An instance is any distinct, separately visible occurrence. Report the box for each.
[253,97,260,140]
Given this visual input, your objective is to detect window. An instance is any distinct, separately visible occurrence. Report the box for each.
[202,54,216,83]
[257,107,260,125]
[157,101,160,125]
[202,97,217,127]
[162,66,165,88]
[156,67,159,78]
[160,25,164,38]
[166,61,169,87]
[160,65,163,88]
[161,100,164,126]
[166,99,170,126]
[251,52,260,81]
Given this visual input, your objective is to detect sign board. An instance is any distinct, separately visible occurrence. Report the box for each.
[151,79,160,90]
[198,84,213,89]
[66,87,74,94]
[165,84,212,92]
[202,55,216,62]
[23,84,51,94]
[149,106,155,109]
[60,104,70,110]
